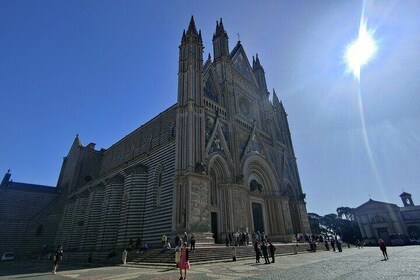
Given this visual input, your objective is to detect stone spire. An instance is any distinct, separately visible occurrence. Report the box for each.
[212,18,229,59]
[187,15,198,36]
[252,53,267,90]
[273,89,280,107]
[182,16,202,44]
[1,169,11,187]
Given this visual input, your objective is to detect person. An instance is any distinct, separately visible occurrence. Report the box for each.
[161,234,167,252]
[183,232,189,246]
[127,238,134,251]
[52,245,63,274]
[174,244,181,268]
[190,233,196,252]
[331,239,336,252]
[337,239,342,252]
[378,239,388,260]
[175,234,181,247]
[324,239,330,251]
[135,237,141,250]
[261,241,270,264]
[178,242,190,280]
[122,249,128,265]
[254,241,261,263]
[226,231,230,246]
[268,241,276,263]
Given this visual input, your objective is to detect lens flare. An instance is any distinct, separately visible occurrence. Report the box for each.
[345,20,377,79]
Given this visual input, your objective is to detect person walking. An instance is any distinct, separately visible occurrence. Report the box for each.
[178,242,190,280]
[254,241,261,263]
[52,245,63,274]
[378,239,388,260]
[190,233,196,252]
[331,239,336,252]
[324,239,330,251]
[268,241,276,263]
[261,241,270,264]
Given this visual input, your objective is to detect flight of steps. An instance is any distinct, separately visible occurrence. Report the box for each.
[128,242,323,265]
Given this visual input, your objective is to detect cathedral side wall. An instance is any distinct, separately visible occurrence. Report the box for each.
[54,140,176,252]
[99,106,176,175]
[0,186,57,257]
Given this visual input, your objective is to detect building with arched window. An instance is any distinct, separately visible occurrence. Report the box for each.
[354,192,420,244]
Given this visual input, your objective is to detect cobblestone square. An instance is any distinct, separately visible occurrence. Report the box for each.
[1,246,419,280]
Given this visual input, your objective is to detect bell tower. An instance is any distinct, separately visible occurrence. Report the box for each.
[400,192,415,207]
[174,17,211,233]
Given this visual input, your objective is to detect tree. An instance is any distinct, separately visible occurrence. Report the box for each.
[308,212,362,244]
[336,207,355,221]
[307,213,322,234]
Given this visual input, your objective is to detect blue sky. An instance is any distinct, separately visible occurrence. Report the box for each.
[1,0,419,215]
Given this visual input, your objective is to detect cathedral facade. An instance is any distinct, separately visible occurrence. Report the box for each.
[1,17,310,256]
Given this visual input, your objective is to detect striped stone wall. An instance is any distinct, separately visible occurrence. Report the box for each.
[0,185,57,257]
[53,141,176,253]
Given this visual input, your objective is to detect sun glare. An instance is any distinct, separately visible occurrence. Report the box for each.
[345,21,377,79]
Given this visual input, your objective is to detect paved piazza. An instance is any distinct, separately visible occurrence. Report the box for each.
[1,246,419,280]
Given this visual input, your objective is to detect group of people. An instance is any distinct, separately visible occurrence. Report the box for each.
[49,231,392,277]
[225,231,250,246]
[165,232,196,253]
[323,237,342,252]
[254,240,276,264]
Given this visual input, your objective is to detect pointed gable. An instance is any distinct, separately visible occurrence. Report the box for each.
[203,69,220,103]
[206,116,233,164]
[355,199,399,211]
[240,125,270,162]
[230,42,259,87]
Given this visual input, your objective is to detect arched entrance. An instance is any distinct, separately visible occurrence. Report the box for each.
[252,202,264,233]
[207,155,231,243]
[407,225,420,239]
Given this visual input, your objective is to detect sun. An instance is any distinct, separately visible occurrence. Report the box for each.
[345,20,377,79]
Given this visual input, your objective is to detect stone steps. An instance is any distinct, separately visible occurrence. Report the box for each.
[128,242,321,264]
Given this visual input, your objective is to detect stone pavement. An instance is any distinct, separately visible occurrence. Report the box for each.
[1,245,419,279]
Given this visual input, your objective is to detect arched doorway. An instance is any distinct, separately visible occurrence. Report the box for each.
[407,225,420,239]
[207,156,230,243]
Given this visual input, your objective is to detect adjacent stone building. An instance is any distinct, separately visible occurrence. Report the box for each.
[354,192,420,244]
[0,17,310,258]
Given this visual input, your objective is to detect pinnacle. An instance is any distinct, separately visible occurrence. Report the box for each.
[273,89,280,105]
[186,15,198,36]
[214,18,227,37]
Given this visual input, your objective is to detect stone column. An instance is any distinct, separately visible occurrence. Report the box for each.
[116,164,148,249]
[264,197,286,240]
[280,197,295,242]
[95,174,124,251]
[297,201,311,234]
[230,185,250,232]
[174,173,211,234]
[80,184,105,251]
[55,199,76,249]
[68,192,89,250]
[220,184,258,239]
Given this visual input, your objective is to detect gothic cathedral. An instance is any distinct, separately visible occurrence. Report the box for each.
[0,17,310,256]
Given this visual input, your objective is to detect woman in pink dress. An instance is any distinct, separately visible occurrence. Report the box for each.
[178,242,190,280]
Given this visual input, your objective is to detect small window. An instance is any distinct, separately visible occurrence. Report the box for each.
[371,215,387,224]
[155,167,163,207]
[36,224,44,236]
